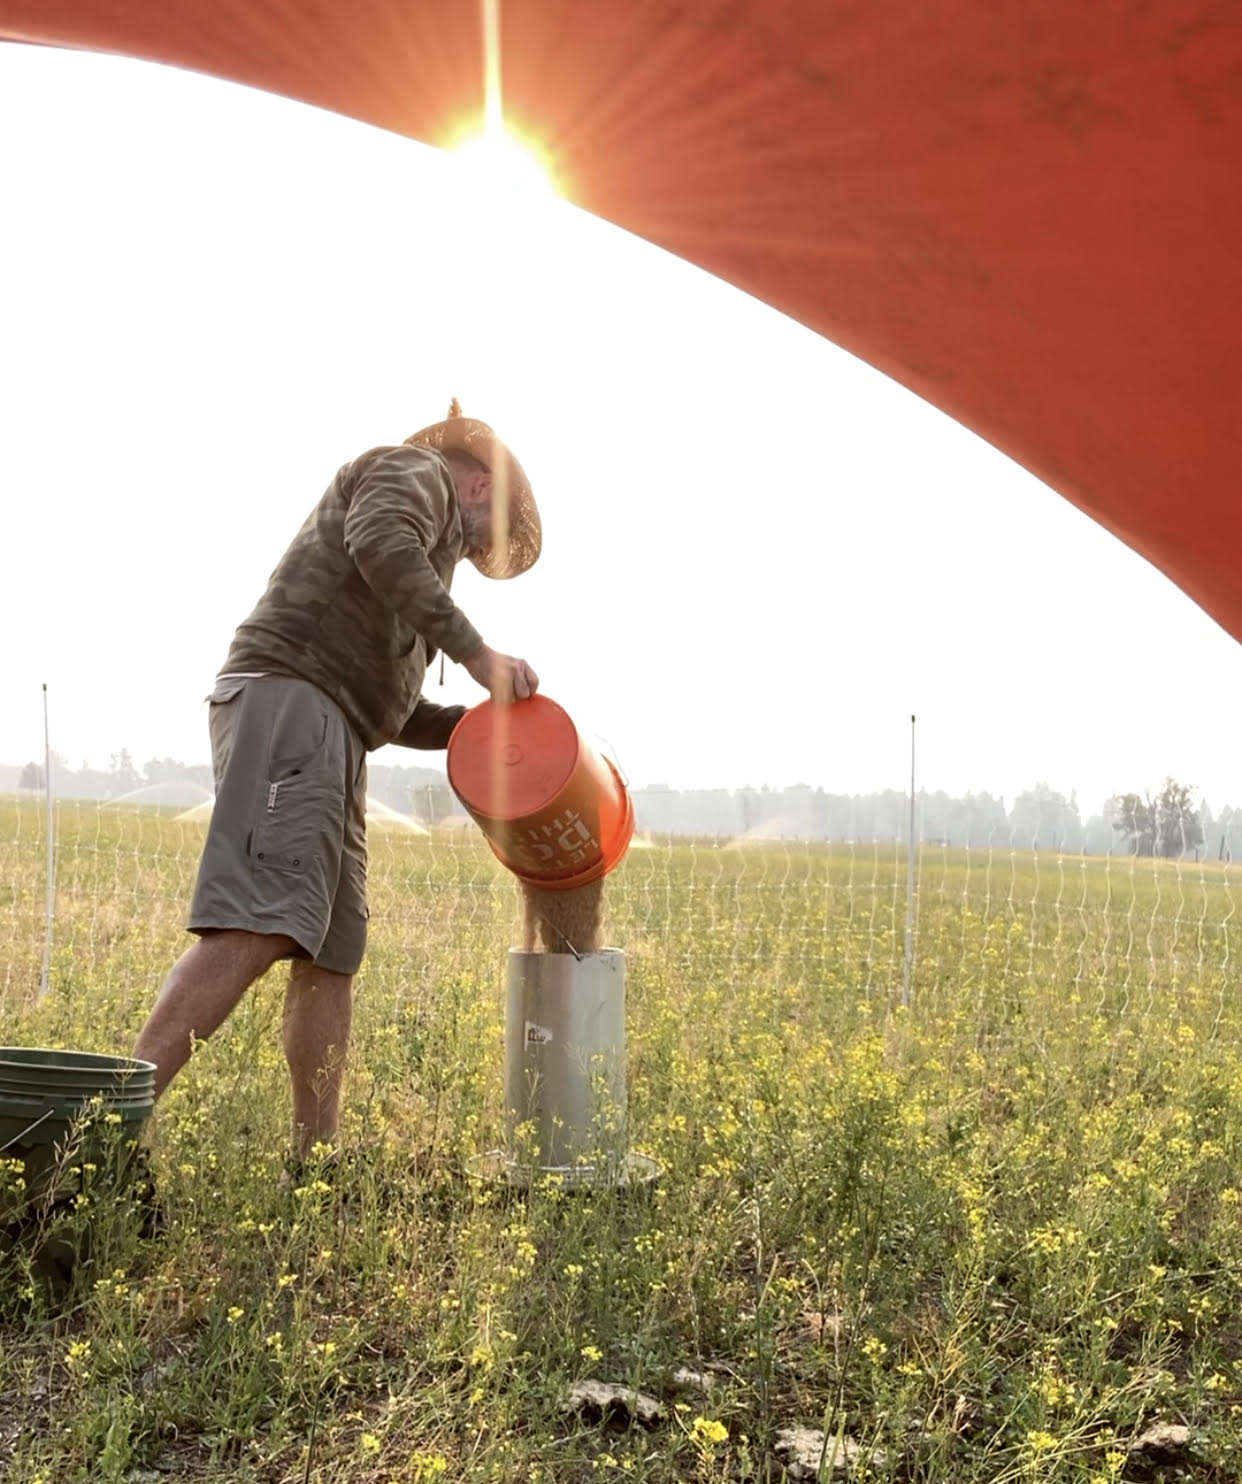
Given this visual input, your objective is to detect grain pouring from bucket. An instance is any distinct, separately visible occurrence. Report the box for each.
[520,877,606,955]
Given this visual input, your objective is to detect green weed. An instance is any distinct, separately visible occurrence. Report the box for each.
[0,799,1240,1479]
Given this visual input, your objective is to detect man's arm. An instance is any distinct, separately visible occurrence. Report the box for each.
[394,698,467,750]
[342,445,483,663]
[344,444,540,703]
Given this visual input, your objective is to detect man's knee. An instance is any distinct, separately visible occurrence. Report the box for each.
[287,958,354,992]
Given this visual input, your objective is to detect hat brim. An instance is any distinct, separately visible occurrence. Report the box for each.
[406,416,541,579]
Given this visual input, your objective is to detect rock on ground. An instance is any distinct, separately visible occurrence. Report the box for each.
[1128,1422,1194,1463]
[773,1424,885,1478]
[562,1379,662,1428]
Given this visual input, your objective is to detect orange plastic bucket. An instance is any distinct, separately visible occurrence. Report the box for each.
[447,697,635,891]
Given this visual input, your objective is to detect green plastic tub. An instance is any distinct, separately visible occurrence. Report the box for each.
[0,1047,155,1150]
[0,1048,156,1215]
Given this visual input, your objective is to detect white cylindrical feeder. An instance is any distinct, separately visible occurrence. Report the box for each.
[493,948,656,1189]
[507,947,626,1171]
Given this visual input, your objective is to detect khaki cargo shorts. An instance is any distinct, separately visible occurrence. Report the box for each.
[188,675,369,975]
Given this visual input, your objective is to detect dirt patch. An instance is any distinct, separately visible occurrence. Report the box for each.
[520,878,605,954]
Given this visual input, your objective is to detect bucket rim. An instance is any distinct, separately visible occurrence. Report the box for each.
[447,695,582,823]
[0,1046,156,1076]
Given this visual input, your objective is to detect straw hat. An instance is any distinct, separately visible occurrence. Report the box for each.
[406,399,541,579]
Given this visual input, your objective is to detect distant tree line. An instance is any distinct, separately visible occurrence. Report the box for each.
[633,778,1242,860]
[11,754,1240,860]
[1110,780,1204,858]
[15,750,213,801]
[12,750,458,819]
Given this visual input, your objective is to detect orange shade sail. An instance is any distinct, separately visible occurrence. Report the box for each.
[3,2,1240,640]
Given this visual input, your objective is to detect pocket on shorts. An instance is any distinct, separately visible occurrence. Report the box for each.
[267,690,331,772]
[250,769,336,875]
[207,676,251,706]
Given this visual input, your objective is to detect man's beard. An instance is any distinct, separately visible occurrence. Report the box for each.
[460,506,492,557]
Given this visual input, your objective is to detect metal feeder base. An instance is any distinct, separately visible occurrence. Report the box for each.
[469,1150,661,1193]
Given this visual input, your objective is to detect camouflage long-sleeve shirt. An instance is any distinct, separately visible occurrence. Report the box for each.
[221,444,483,750]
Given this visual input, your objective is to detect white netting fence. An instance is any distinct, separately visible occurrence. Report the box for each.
[2,782,1239,1042]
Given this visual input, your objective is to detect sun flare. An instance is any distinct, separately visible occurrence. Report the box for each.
[451,125,558,204]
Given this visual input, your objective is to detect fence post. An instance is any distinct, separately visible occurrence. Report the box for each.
[902,714,917,1007]
[39,683,55,1001]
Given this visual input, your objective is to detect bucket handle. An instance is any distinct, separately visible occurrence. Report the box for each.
[593,733,629,789]
[0,1108,55,1153]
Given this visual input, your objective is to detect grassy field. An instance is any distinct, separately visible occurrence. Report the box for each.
[3,797,1242,1481]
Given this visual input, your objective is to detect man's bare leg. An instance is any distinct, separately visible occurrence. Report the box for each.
[283,960,354,1159]
[134,930,297,1098]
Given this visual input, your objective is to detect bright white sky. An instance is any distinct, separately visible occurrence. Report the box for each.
[2,43,1241,817]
